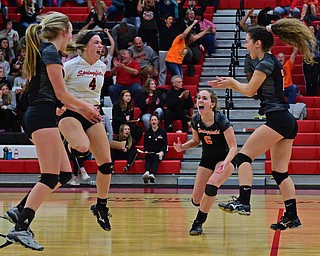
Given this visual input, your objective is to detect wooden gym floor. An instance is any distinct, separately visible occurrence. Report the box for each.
[0,187,319,256]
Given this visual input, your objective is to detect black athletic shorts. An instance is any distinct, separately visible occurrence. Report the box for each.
[22,102,57,139]
[199,155,226,171]
[58,109,99,131]
[265,110,298,139]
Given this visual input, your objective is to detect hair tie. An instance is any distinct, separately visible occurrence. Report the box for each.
[266,24,272,32]
[40,23,45,31]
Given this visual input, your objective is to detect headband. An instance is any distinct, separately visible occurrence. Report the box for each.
[80,31,97,45]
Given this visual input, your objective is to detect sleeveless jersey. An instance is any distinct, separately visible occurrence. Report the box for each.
[191,112,231,159]
[64,55,106,105]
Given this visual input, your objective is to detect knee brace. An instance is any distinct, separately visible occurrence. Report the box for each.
[191,198,200,207]
[59,171,72,185]
[39,174,59,189]
[71,148,90,158]
[272,171,289,185]
[232,153,252,169]
[205,184,218,197]
[98,162,113,175]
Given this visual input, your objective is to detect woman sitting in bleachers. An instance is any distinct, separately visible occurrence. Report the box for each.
[112,89,143,141]
[135,78,165,129]
[110,123,137,172]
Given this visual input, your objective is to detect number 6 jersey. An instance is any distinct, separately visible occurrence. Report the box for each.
[191,111,232,159]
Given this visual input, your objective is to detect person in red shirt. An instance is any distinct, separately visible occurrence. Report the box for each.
[108,49,143,104]
[276,47,299,104]
[273,0,300,18]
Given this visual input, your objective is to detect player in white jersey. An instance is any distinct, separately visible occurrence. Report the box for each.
[58,30,113,231]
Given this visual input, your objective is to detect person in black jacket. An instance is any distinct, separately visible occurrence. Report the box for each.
[136,78,165,129]
[112,89,143,141]
[142,113,168,183]
[110,123,138,172]
[164,75,194,132]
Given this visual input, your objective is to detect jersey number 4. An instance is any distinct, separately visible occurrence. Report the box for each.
[203,136,213,144]
[89,78,96,90]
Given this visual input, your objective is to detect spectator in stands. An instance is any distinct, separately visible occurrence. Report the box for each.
[158,13,178,85]
[208,19,315,231]
[135,78,164,129]
[0,37,15,65]
[108,49,143,104]
[273,0,300,18]
[0,65,10,88]
[303,24,320,96]
[239,9,258,32]
[137,0,160,53]
[129,37,159,80]
[100,28,115,99]
[107,0,125,21]
[58,29,113,232]
[179,0,206,19]
[82,0,107,31]
[0,83,18,132]
[180,10,209,75]
[0,19,19,53]
[122,0,140,32]
[276,47,299,103]
[12,65,27,118]
[158,0,179,19]
[301,0,318,17]
[18,0,41,35]
[0,0,8,22]
[112,89,143,141]
[165,19,209,77]
[165,75,194,132]
[111,21,136,50]
[110,123,138,172]
[142,113,167,183]
[173,89,237,235]
[196,10,216,57]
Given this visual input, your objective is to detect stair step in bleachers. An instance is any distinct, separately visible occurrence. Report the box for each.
[265,160,320,174]
[294,133,320,145]
[266,146,320,160]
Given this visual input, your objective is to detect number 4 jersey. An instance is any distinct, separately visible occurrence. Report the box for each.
[191,111,232,159]
[63,55,106,105]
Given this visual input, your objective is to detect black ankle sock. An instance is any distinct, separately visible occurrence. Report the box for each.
[195,210,208,224]
[284,199,297,219]
[17,191,31,213]
[97,198,108,210]
[15,207,35,231]
[239,186,252,205]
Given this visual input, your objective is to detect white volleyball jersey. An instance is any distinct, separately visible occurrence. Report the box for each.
[64,55,106,105]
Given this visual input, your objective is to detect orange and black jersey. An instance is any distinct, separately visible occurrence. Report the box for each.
[191,111,231,159]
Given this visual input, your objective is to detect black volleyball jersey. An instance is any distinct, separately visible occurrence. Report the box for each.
[28,42,63,107]
[255,53,289,115]
[191,111,231,158]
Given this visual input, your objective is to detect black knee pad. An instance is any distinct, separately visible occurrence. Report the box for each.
[191,198,200,207]
[272,171,289,185]
[205,184,218,197]
[98,162,113,174]
[39,174,59,189]
[59,171,72,185]
[71,148,90,158]
[233,153,252,169]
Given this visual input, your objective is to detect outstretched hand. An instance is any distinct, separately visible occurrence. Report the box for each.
[173,137,184,152]
[207,76,235,89]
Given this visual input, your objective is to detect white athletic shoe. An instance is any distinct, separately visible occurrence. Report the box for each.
[80,167,90,181]
[142,171,149,184]
[69,175,80,186]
